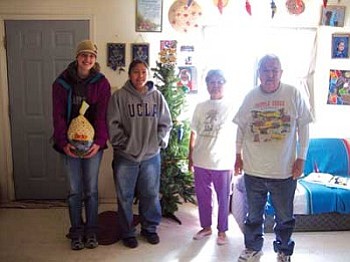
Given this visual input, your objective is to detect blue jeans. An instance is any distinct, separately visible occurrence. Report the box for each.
[63,151,103,237]
[112,153,161,239]
[244,174,297,256]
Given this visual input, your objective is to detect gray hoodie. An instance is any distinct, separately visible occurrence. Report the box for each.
[107,80,172,162]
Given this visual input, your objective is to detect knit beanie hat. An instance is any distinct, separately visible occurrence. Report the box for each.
[76,40,98,57]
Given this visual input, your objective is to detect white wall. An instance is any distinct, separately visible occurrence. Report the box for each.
[0,0,349,202]
[313,25,350,137]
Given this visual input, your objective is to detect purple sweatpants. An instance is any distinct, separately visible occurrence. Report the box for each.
[194,166,232,232]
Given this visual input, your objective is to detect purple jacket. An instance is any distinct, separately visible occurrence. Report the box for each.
[52,63,111,153]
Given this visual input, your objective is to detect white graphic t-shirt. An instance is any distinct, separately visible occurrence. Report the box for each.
[191,98,236,170]
[233,83,313,179]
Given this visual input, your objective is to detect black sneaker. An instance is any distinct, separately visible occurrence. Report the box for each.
[122,237,138,248]
[71,235,84,250]
[85,233,98,249]
[141,230,160,245]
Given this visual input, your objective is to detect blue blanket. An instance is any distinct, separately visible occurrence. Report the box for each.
[304,138,350,177]
[299,180,350,214]
[265,138,350,216]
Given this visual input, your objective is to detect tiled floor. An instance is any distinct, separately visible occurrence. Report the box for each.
[0,202,349,262]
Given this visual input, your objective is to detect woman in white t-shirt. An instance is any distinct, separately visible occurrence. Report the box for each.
[189,69,236,246]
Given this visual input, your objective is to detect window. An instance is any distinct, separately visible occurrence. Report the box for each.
[200,25,316,115]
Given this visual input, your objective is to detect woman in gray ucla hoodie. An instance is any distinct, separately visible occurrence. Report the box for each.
[107,59,172,248]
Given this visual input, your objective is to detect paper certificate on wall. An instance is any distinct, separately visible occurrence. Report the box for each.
[136,0,163,32]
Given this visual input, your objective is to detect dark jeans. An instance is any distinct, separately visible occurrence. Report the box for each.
[244,174,297,256]
[112,153,161,239]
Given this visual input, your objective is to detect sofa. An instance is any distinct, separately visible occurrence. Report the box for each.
[231,138,350,232]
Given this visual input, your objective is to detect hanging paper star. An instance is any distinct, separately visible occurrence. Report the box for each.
[323,0,328,8]
[271,0,277,18]
[217,0,224,14]
[245,0,252,15]
[213,0,228,15]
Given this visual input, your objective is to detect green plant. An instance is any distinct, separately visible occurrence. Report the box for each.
[152,61,196,224]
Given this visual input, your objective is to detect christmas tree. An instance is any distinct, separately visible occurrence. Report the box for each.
[151,45,196,224]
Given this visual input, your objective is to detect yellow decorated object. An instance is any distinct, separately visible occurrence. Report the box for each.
[67,101,95,156]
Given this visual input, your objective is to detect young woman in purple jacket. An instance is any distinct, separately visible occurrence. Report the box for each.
[52,40,111,250]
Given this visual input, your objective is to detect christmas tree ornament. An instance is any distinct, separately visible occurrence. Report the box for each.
[245,0,252,15]
[177,124,184,143]
[168,0,203,33]
[270,0,277,18]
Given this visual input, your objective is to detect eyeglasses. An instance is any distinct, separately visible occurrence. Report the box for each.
[260,69,281,75]
[208,80,225,85]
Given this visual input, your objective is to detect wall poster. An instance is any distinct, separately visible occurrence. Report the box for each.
[131,43,150,65]
[177,66,198,94]
[328,69,350,105]
[107,43,126,71]
[331,33,350,58]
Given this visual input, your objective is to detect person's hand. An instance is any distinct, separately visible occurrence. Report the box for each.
[83,143,100,159]
[292,158,305,180]
[234,154,243,176]
[188,157,194,173]
[63,143,78,158]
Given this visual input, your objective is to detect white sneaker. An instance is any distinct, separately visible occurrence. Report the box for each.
[237,249,263,262]
[277,252,291,262]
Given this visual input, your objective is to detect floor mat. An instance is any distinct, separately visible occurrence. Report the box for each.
[98,211,140,245]
[0,200,67,209]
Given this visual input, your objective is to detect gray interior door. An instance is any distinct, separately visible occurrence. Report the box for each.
[5,20,89,199]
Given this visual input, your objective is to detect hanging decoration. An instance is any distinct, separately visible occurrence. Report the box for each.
[107,43,126,73]
[168,0,203,33]
[323,0,328,8]
[245,0,252,16]
[270,0,277,18]
[131,43,150,66]
[213,0,229,14]
[286,0,305,15]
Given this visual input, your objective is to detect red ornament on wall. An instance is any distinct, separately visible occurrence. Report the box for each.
[245,0,252,16]
[323,0,328,8]
[213,0,228,14]
[286,0,305,15]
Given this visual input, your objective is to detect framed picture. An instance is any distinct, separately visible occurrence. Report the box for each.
[328,69,350,105]
[136,0,163,32]
[179,45,195,65]
[107,43,126,70]
[159,40,177,65]
[160,40,177,50]
[177,66,198,94]
[321,6,346,27]
[332,34,350,59]
[131,43,150,65]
